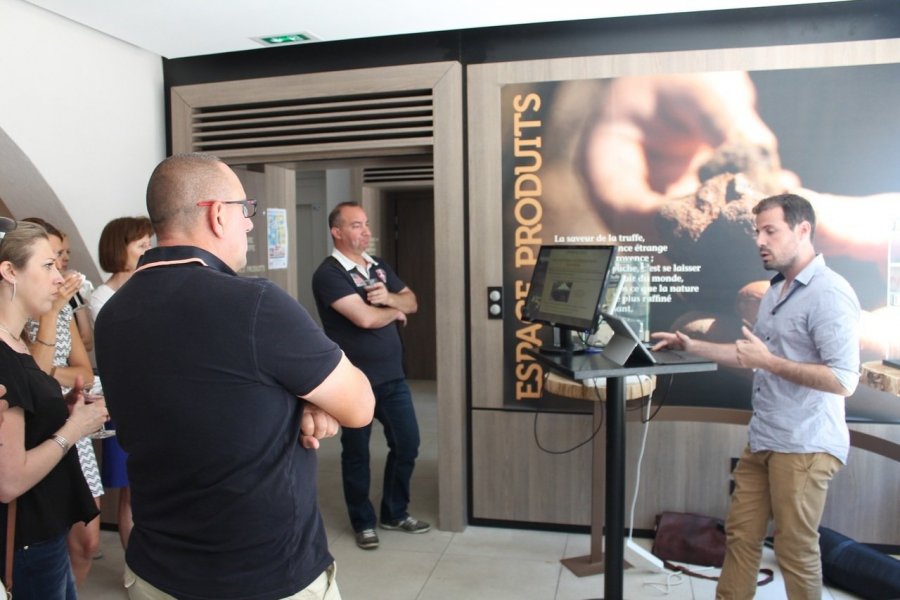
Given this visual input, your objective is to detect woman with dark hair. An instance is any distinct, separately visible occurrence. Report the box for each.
[0,219,109,599]
[89,217,153,326]
[58,232,94,353]
[88,216,153,551]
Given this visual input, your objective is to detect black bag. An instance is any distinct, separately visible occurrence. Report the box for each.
[820,526,900,600]
[652,511,773,585]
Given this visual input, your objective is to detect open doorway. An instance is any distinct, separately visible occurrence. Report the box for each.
[231,162,437,380]
[230,160,441,535]
[382,189,436,380]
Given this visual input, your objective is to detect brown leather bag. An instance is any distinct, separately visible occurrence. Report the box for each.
[652,511,773,586]
[653,511,726,567]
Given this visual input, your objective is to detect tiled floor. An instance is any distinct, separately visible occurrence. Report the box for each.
[80,380,864,599]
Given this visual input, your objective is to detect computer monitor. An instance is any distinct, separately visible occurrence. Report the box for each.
[521,244,618,356]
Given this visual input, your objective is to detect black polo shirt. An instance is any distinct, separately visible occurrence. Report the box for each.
[312,254,406,387]
[95,246,342,600]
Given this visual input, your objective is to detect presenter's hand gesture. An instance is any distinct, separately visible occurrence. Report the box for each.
[735,326,771,370]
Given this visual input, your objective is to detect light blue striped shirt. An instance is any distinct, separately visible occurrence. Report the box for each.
[749,254,860,464]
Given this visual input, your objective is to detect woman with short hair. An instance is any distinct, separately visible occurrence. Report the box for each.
[88,216,153,552]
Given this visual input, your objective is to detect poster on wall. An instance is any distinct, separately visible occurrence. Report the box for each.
[501,64,900,415]
[267,207,288,270]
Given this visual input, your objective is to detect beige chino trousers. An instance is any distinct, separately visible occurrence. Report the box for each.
[715,446,841,600]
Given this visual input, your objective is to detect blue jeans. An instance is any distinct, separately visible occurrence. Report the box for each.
[13,532,76,600]
[341,378,420,532]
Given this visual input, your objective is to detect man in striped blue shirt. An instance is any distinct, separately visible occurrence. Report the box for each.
[653,193,860,600]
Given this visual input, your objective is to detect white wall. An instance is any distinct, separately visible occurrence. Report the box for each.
[0,0,165,278]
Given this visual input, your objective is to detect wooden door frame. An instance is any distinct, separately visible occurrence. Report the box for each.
[170,62,467,531]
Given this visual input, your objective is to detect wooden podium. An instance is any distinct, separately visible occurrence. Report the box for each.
[529,349,716,600]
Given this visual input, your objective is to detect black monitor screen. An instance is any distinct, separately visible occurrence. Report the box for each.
[522,245,618,333]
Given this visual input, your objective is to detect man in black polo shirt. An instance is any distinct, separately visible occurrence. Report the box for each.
[95,154,374,600]
[312,202,429,551]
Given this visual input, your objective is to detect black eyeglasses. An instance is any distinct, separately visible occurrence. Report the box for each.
[0,217,17,245]
[196,199,257,218]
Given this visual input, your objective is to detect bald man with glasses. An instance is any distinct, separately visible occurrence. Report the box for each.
[96,153,373,600]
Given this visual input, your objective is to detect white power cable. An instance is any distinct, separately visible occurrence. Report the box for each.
[627,375,652,540]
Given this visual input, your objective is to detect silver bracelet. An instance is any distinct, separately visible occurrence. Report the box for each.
[51,434,70,453]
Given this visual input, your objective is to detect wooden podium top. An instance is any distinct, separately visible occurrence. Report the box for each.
[545,371,656,402]
[861,361,900,397]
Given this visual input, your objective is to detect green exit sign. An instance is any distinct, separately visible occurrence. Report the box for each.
[253,32,318,46]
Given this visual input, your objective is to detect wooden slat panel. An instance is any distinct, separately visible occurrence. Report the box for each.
[185,84,434,160]
[193,93,433,117]
[363,167,434,184]
[193,117,434,140]
[211,142,434,165]
[365,175,433,183]
[193,107,433,129]
[364,180,434,190]
[194,127,434,151]
[366,166,433,173]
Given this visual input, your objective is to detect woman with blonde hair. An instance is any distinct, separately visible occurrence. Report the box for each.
[0,218,108,598]
[21,217,102,589]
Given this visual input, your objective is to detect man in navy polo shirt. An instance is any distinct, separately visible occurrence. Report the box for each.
[312,202,429,551]
[95,154,374,600]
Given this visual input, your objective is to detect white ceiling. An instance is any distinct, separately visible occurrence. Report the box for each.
[23,0,854,59]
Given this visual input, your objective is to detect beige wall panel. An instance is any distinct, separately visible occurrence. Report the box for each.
[472,409,593,524]
[626,416,746,525]
[432,63,468,532]
[474,406,900,542]
[627,417,900,543]
[465,66,507,410]
[826,423,900,543]
[174,63,456,106]
[170,89,193,155]
[472,407,748,527]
